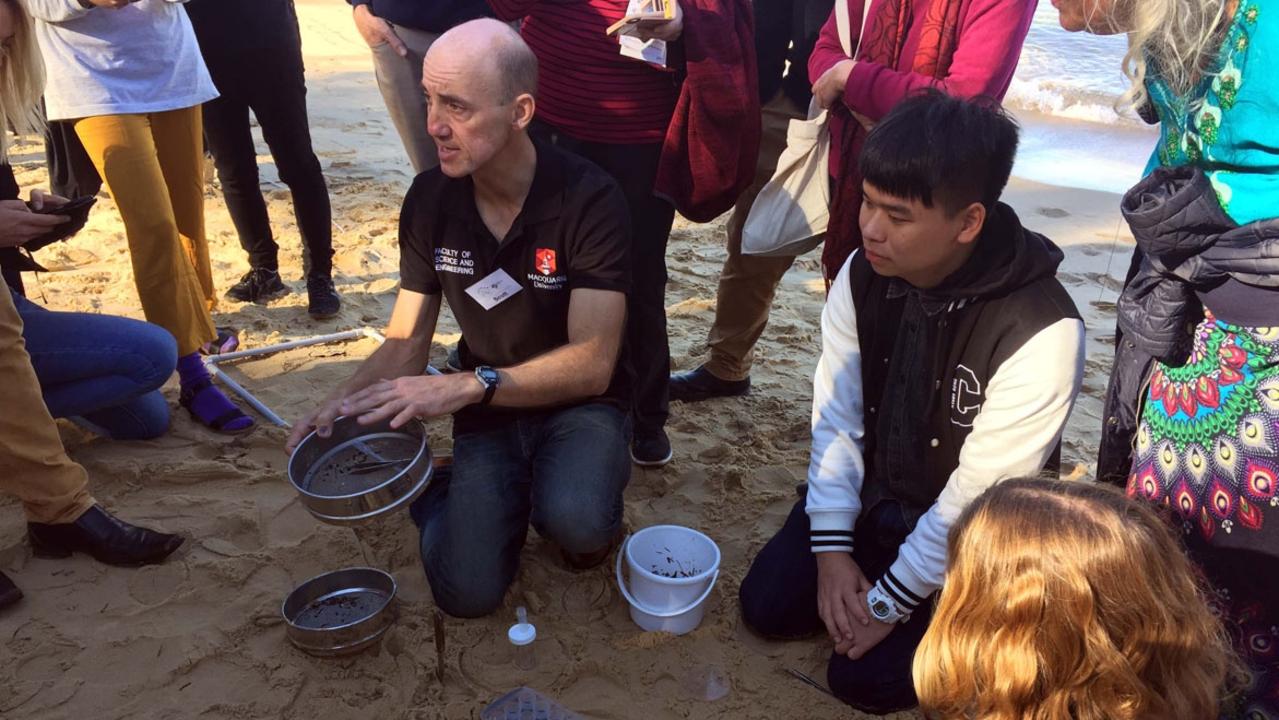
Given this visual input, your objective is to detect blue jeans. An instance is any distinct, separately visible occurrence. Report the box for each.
[12,291,177,440]
[739,489,934,714]
[413,403,632,618]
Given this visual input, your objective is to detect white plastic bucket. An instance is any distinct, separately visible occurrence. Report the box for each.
[614,525,721,635]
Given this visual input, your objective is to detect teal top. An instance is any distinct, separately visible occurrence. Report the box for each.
[1146,0,1279,224]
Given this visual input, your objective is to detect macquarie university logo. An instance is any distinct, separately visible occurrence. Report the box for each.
[535,248,557,276]
[529,248,566,290]
[950,364,984,428]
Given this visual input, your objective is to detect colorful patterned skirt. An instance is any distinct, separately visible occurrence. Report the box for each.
[1128,311,1279,719]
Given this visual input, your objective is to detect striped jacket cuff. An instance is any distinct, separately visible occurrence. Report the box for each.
[810,528,856,553]
[874,570,926,614]
[809,510,857,553]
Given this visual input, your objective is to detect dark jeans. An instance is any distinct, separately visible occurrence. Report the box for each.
[412,403,632,618]
[739,490,934,714]
[530,122,675,437]
[12,290,176,440]
[201,48,333,277]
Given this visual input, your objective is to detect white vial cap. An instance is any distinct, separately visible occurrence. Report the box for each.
[508,622,536,646]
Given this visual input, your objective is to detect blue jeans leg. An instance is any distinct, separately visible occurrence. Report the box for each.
[419,420,532,619]
[12,291,177,440]
[528,403,631,555]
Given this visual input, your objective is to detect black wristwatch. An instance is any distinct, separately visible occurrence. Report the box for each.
[474,366,500,406]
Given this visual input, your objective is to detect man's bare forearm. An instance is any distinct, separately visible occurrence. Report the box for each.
[489,288,625,408]
[492,337,617,408]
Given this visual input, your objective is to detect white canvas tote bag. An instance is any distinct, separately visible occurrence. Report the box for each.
[741,0,868,257]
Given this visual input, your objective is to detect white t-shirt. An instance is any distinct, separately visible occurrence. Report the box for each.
[28,0,218,121]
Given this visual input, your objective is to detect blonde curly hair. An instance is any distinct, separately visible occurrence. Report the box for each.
[0,0,45,163]
[1117,0,1233,110]
[913,479,1237,720]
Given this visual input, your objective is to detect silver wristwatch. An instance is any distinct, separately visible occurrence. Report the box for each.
[867,584,909,624]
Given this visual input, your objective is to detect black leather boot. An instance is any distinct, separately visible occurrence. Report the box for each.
[0,571,21,610]
[669,365,751,403]
[28,506,184,567]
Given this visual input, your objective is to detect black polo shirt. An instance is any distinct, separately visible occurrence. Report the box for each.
[398,138,633,433]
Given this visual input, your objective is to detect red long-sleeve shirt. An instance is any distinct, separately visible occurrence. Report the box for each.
[809,0,1035,175]
[488,0,680,144]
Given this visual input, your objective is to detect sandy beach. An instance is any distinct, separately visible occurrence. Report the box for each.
[0,3,1151,718]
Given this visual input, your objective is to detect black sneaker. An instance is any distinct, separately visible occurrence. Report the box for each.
[225,267,288,303]
[631,427,673,467]
[669,365,751,403]
[307,275,341,319]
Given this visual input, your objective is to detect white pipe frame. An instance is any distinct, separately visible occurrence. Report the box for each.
[203,328,392,428]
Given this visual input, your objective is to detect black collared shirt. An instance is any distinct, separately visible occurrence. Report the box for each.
[399,139,632,433]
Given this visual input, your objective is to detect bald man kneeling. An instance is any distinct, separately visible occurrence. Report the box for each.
[288,20,634,618]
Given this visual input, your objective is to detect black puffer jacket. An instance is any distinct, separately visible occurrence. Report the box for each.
[1097,166,1279,484]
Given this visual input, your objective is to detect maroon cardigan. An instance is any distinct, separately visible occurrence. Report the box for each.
[809,0,1035,178]
[655,0,761,222]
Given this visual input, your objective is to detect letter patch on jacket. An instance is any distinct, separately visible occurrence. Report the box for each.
[951,365,983,428]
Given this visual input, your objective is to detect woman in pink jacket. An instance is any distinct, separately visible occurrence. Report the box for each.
[809,0,1037,280]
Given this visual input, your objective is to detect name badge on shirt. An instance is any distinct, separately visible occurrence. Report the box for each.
[465,268,523,310]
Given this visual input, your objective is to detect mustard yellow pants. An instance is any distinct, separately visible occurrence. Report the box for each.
[74,106,217,356]
[0,288,95,525]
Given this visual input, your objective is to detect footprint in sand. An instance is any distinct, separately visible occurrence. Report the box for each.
[458,634,571,692]
[14,644,70,683]
[697,445,730,463]
[1037,207,1070,218]
[128,561,190,606]
[560,573,612,617]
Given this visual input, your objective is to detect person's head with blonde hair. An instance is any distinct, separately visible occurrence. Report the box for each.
[0,0,45,163]
[914,478,1236,720]
[1052,0,1232,112]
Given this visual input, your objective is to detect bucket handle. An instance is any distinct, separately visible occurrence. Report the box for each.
[614,535,720,619]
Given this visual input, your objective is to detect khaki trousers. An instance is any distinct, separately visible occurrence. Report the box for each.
[74,106,217,356]
[370,23,441,175]
[704,93,806,381]
[0,288,94,525]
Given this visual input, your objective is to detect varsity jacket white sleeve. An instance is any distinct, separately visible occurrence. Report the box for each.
[805,256,867,552]
[806,255,1086,616]
[878,314,1084,612]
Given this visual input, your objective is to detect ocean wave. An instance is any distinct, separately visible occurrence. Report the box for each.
[1010,10,1144,127]
[1003,77,1146,127]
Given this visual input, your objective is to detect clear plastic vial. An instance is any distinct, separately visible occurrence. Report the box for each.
[508,606,536,671]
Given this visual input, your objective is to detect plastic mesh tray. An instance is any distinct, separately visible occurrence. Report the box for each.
[480,687,581,720]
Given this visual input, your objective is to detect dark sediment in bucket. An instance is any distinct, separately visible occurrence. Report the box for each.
[649,546,702,578]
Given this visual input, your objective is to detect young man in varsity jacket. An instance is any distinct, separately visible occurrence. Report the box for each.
[738,92,1086,714]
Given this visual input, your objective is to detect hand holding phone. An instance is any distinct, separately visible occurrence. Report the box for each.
[0,200,69,249]
[30,196,96,216]
[22,195,97,252]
